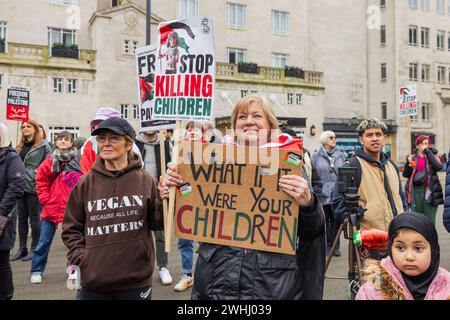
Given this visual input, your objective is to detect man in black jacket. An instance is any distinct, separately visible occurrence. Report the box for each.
[135,130,173,285]
[0,123,26,300]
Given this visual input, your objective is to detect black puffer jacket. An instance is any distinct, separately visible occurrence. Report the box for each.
[403,148,444,208]
[191,182,326,300]
[0,147,26,250]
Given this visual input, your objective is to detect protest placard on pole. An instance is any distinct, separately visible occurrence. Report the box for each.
[174,142,302,255]
[153,17,216,252]
[6,86,30,122]
[399,84,417,153]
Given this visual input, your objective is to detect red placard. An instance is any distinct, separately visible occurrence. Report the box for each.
[6,87,29,122]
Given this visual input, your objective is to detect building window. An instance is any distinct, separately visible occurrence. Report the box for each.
[409,25,418,46]
[67,79,77,94]
[380,25,386,46]
[436,0,445,14]
[241,90,248,98]
[448,32,450,51]
[381,102,387,120]
[123,40,130,54]
[448,70,450,84]
[111,0,124,7]
[437,66,446,83]
[271,53,289,68]
[420,0,430,10]
[409,0,418,9]
[133,105,139,119]
[48,126,79,144]
[421,27,429,48]
[227,48,247,64]
[272,10,289,35]
[48,27,76,48]
[409,63,419,81]
[380,0,386,8]
[0,74,2,90]
[227,3,246,29]
[421,103,431,121]
[421,64,430,81]
[437,30,445,50]
[49,0,77,5]
[296,93,302,106]
[177,0,198,18]
[0,21,7,44]
[448,1,450,14]
[53,78,63,93]
[120,104,128,118]
[287,93,294,105]
[381,63,387,82]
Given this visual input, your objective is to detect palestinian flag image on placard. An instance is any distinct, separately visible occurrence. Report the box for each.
[284,152,302,167]
[177,183,193,197]
[158,21,196,74]
[139,73,154,103]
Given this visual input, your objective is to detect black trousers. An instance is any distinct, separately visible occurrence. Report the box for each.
[16,192,41,251]
[0,250,14,300]
[78,286,152,300]
[323,204,340,251]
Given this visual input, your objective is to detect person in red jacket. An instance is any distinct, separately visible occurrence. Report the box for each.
[30,131,77,284]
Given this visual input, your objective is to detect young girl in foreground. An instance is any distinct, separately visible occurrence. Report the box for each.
[356,211,450,300]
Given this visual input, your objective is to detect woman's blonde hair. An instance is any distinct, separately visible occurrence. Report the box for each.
[231,95,279,131]
[0,123,10,148]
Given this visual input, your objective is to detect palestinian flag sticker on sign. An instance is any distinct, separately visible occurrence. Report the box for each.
[284,152,302,167]
[177,183,193,197]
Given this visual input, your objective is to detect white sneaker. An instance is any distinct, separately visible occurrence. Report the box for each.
[159,267,173,285]
[30,274,42,284]
[174,274,193,292]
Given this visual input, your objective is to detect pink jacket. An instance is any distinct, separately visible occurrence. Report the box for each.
[356,256,450,300]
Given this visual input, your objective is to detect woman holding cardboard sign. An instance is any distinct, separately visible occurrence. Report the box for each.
[160,95,326,300]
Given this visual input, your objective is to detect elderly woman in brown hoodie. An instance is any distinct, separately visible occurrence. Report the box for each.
[62,117,163,300]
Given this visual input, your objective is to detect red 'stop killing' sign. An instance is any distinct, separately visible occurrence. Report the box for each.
[6,86,29,122]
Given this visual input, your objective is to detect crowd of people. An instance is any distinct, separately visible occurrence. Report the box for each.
[1,95,450,300]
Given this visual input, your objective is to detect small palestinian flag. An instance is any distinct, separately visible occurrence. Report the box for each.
[284,152,302,167]
[177,183,193,197]
[159,21,195,54]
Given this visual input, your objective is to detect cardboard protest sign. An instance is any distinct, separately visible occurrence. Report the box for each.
[174,142,303,255]
[399,84,417,117]
[135,44,175,131]
[152,17,215,121]
[6,86,29,122]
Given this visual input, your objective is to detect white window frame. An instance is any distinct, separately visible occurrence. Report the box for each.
[271,52,289,68]
[437,66,446,83]
[436,0,445,14]
[0,74,3,90]
[227,3,246,29]
[421,64,431,82]
[409,25,418,46]
[409,0,418,9]
[240,90,248,98]
[437,30,445,50]
[421,103,432,121]
[420,0,430,11]
[381,102,387,120]
[227,48,247,64]
[133,104,139,119]
[67,79,77,94]
[448,32,450,51]
[123,40,130,54]
[120,104,129,119]
[380,25,386,46]
[296,93,302,106]
[421,27,430,48]
[111,0,124,7]
[48,27,77,49]
[53,78,63,93]
[287,93,294,105]
[176,0,198,18]
[272,10,289,35]
[381,63,387,82]
[48,126,80,144]
[49,0,77,5]
[380,0,386,8]
[0,21,7,53]
[409,63,419,81]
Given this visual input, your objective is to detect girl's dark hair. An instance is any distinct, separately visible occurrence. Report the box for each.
[56,131,74,142]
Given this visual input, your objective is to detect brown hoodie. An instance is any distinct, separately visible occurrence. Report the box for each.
[62,152,163,292]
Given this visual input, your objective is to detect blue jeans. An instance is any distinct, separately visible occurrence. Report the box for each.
[30,220,56,275]
[177,239,194,274]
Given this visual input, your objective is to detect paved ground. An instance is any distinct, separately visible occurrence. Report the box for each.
[9,208,449,300]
